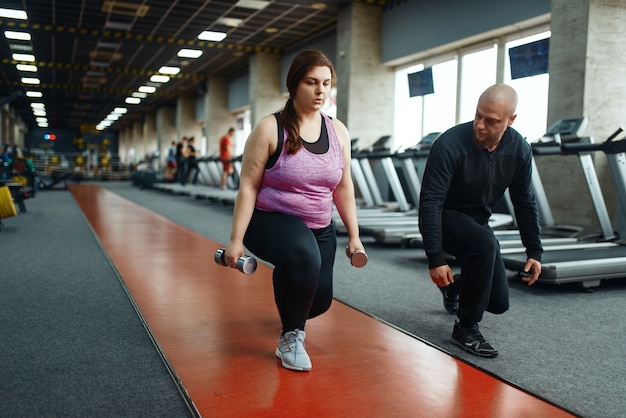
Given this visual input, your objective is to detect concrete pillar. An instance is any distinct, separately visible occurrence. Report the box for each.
[204,76,237,154]
[176,91,203,141]
[336,2,395,148]
[117,127,127,164]
[249,52,284,127]
[143,112,157,166]
[132,121,143,163]
[540,0,626,227]
[157,105,176,164]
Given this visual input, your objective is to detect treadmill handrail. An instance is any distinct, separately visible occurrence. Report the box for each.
[531,144,562,156]
[561,128,625,155]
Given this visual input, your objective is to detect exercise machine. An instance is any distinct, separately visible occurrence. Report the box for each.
[504,127,626,288]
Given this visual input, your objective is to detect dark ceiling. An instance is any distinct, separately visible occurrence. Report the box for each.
[0,0,385,132]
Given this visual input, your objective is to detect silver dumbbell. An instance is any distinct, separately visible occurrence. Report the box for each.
[346,247,368,268]
[214,248,257,275]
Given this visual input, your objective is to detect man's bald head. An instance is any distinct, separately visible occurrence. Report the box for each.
[478,84,518,117]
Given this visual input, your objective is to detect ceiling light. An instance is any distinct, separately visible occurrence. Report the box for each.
[30,102,45,108]
[4,30,31,41]
[132,92,147,98]
[36,117,47,123]
[177,49,203,59]
[38,122,49,127]
[26,91,43,98]
[17,64,37,72]
[0,8,28,19]
[96,41,120,49]
[9,44,33,52]
[158,66,180,75]
[311,3,327,10]
[217,17,244,28]
[21,77,40,84]
[235,0,270,10]
[90,60,111,67]
[198,31,227,42]
[150,74,170,83]
[33,110,46,116]
[125,97,141,104]
[138,85,156,93]
[104,21,131,31]
[264,27,278,34]
[12,53,35,62]
[114,107,128,114]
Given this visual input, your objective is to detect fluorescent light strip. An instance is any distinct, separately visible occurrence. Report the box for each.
[150,75,170,83]
[13,53,35,62]
[21,77,40,84]
[0,8,28,19]
[138,86,156,93]
[198,31,227,42]
[9,44,32,52]
[4,30,31,40]
[158,66,180,75]
[17,64,37,72]
[177,49,202,59]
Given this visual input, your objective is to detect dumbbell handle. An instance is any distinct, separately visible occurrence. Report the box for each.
[345,247,368,268]
[214,248,257,275]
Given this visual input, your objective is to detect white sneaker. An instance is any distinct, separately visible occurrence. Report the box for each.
[275,329,312,371]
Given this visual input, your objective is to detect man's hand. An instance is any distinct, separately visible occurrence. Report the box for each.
[429,264,455,287]
[521,258,542,286]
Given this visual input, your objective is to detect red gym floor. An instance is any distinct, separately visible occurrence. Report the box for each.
[70,184,575,418]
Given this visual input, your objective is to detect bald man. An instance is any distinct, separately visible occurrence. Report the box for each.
[418,84,542,357]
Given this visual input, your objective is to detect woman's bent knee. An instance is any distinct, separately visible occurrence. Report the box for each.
[308,299,332,319]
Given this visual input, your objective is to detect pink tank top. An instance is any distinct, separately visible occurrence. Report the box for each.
[256,112,345,229]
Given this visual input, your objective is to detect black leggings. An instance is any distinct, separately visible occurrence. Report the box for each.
[244,209,337,332]
[442,210,509,324]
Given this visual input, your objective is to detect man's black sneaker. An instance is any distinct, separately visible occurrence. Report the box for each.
[438,276,459,314]
[451,322,499,358]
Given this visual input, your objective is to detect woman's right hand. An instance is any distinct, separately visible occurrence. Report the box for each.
[224,241,246,269]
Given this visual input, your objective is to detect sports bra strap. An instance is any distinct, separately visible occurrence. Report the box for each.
[266,112,284,169]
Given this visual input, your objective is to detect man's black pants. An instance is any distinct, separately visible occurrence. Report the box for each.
[442,209,509,324]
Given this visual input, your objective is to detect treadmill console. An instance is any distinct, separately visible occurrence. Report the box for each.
[537,117,588,144]
[416,132,441,150]
[368,135,392,152]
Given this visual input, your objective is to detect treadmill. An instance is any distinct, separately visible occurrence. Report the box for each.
[395,119,594,248]
[504,127,626,289]
[334,138,423,235]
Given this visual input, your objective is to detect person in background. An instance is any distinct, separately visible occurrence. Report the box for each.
[223,50,364,372]
[167,141,176,165]
[175,136,188,185]
[418,83,542,358]
[0,145,8,179]
[219,127,235,190]
[186,136,199,185]
[165,141,177,181]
